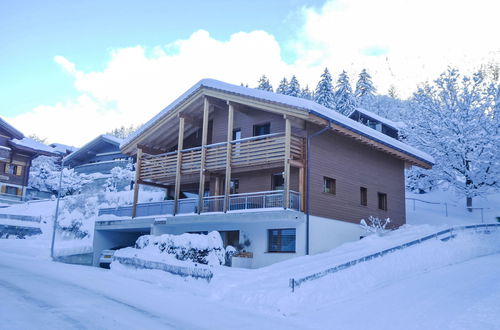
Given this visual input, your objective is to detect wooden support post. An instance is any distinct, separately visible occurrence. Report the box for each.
[299,166,305,212]
[283,116,291,209]
[198,97,210,214]
[132,148,142,218]
[173,116,185,215]
[223,102,234,212]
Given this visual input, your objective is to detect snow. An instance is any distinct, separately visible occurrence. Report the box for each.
[122,78,434,165]
[10,137,56,154]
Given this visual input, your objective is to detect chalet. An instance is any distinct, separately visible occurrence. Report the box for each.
[0,117,56,203]
[93,79,433,268]
[63,134,132,175]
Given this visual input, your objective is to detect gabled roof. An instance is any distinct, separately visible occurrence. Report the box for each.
[10,137,57,155]
[49,143,79,155]
[0,117,24,140]
[348,107,405,130]
[63,134,123,164]
[122,79,434,167]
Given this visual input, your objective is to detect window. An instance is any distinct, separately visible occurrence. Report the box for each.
[219,230,240,248]
[5,186,19,196]
[378,192,388,210]
[253,123,270,136]
[230,179,239,194]
[272,173,284,190]
[232,128,241,141]
[6,164,22,176]
[323,177,336,194]
[360,187,367,206]
[268,228,296,253]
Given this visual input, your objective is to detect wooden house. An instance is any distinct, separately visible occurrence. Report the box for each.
[93,79,433,268]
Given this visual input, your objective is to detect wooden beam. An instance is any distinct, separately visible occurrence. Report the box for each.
[137,179,170,189]
[132,147,142,218]
[283,116,291,209]
[198,97,210,214]
[299,166,305,212]
[223,102,234,212]
[173,117,185,215]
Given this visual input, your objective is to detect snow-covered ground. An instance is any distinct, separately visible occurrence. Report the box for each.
[1,188,499,328]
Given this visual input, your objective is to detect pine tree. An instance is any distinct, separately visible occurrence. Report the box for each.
[314,68,335,109]
[276,78,289,95]
[287,75,301,97]
[256,75,273,92]
[355,69,376,108]
[301,85,313,100]
[334,71,356,115]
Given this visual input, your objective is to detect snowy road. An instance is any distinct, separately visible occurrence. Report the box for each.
[0,243,297,330]
[1,238,500,329]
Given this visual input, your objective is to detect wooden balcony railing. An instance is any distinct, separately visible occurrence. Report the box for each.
[139,133,304,184]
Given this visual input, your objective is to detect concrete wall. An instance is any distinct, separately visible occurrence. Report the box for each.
[152,210,306,268]
[309,215,364,255]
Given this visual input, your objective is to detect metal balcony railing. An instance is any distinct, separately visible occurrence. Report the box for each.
[98,190,301,218]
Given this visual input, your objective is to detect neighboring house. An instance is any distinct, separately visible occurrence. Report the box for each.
[93,79,434,268]
[0,117,56,203]
[49,142,78,158]
[347,107,404,139]
[63,134,132,175]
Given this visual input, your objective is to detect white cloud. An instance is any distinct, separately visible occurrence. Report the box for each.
[293,0,500,95]
[7,0,499,146]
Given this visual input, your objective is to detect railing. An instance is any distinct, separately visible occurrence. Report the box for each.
[406,197,490,222]
[138,133,304,183]
[289,223,500,292]
[98,190,301,217]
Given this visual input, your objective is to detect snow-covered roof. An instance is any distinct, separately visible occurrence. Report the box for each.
[10,137,57,155]
[348,107,406,130]
[0,117,24,140]
[49,143,79,154]
[63,134,123,164]
[122,79,434,166]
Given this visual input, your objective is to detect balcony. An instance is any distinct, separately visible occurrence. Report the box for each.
[99,190,301,218]
[139,132,304,184]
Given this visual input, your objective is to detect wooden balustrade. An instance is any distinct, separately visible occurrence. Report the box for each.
[138,133,305,184]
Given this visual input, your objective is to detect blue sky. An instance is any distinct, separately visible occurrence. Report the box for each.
[1,0,323,117]
[2,0,497,146]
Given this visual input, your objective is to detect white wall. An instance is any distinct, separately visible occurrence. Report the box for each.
[309,215,364,255]
[152,210,307,268]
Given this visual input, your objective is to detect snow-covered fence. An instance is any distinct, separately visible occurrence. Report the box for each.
[406,197,489,222]
[0,213,41,223]
[289,223,500,292]
[112,256,214,281]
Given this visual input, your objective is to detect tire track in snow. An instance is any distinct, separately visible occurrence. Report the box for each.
[0,263,180,329]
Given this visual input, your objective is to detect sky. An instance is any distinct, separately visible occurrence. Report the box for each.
[1,0,499,147]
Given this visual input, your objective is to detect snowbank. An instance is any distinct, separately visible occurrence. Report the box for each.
[114,231,225,267]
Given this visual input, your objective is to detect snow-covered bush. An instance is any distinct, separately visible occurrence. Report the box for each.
[360,216,391,236]
[103,164,135,192]
[57,193,100,239]
[133,231,225,266]
[29,155,91,196]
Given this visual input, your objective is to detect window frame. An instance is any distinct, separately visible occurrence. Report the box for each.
[360,187,368,206]
[268,228,296,253]
[323,177,336,195]
[378,192,388,211]
[253,122,271,137]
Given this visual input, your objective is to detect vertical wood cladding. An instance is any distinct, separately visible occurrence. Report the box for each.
[210,105,285,143]
[307,122,406,226]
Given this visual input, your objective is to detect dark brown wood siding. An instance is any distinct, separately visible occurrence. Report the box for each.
[307,122,406,227]
[210,105,285,144]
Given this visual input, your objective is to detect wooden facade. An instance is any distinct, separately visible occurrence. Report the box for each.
[124,84,432,226]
